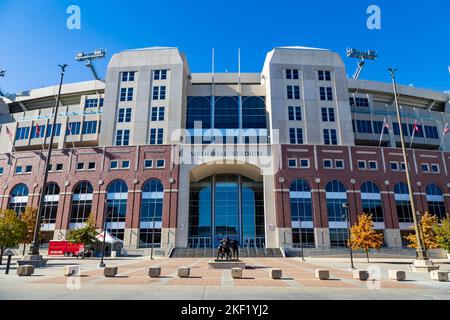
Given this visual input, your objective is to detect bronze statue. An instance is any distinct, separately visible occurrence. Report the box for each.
[216,238,232,260]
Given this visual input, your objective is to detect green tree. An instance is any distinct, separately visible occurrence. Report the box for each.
[66,213,98,246]
[350,213,384,262]
[0,209,27,264]
[434,218,450,254]
[20,207,37,256]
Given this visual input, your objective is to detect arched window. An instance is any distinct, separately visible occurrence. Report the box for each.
[361,181,384,222]
[139,179,164,248]
[242,96,267,129]
[394,182,413,223]
[70,181,93,224]
[215,97,239,129]
[426,184,446,219]
[9,184,29,216]
[326,180,348,247]
[186,96,211,129]
[289,179,314,247]
[106,180,128,240]
[42,183,60,225]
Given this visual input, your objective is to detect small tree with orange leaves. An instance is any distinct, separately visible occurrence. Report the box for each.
[350,213,384,262]
[20,207,37,256]
[404,212,439,250]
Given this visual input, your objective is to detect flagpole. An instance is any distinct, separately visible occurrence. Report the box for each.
[389,67,428,261]
[29,64,68,257]
[6,126,16,153]
[378,118,386,147]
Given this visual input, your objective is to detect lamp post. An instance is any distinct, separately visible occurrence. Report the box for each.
[150,217,156,260]
[99,198,108,268]
[28,64,68,258]
[298,216,305,261]
[342,202,355,270]
[388,68,428,261]
[278,177,286,246]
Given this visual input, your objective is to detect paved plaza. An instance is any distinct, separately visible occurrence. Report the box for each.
[0,256,449,300]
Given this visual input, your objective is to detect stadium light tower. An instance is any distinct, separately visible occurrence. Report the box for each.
[75,49,106,80]
[346,48,378,79]
[0,69,6,97]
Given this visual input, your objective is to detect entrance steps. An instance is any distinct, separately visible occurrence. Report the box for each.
[171,247,283,258]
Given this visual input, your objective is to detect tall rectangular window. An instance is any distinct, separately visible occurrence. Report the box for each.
[323,129,337,145]
[149,128,164,145]
[115,130,130,146]
[151,107,165,122]
[118,108,132,123]
[287,86,300,100]
[120,88,134,101]
[288,106,302,121]
[289,128,303,144]
[320,87,333,101]
[321,108,335,122]
[122,71,135,82]
[318,70,331,81]
[152,86,167,100]
[154,70,168,80]
[286,69,299,80]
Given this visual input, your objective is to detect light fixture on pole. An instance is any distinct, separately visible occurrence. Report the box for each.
[346,48,378,79]
[342,202,355,270]
[0,69,5,77]
[388,68,436,272]
[75,49,106,81]
[25,64,68,266]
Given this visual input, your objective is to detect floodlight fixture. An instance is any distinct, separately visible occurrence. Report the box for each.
[75,49,106,80]
[0,69,5,77]
[346,48,378,79]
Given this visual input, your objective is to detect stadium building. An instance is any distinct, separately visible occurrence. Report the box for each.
[0,46,449,256]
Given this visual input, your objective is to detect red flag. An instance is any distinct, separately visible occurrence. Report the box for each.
[412,120,420,133]
[444,123,449,135]
[35,123,41,137]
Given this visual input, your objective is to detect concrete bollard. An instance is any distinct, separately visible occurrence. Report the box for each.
[17,265,34,276]
[270,269,282,279]
[353,270,369,281]
[148,267,161,278]
[231,268,243,279]
[104,266,118,277]
[315,269,330,280]
[388,270,406,281]
[64,266,80,277]
[430,271,449,282]
[178,267,190,278]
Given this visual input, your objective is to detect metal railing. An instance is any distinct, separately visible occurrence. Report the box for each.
[188,237,212,248]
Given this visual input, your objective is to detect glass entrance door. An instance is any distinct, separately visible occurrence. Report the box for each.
[214,174,239,247]
[188,173,265,248]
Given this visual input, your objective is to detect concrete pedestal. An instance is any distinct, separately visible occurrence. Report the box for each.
[17,255,47,268]
[411,259,439,272]
[208,260,246,269]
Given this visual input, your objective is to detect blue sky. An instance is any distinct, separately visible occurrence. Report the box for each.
[0,0,449,93]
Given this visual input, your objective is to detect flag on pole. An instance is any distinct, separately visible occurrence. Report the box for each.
[409,120,421,148]
[378,117,391,147]
[5,126,16,153]
[66,122,76,149]
[439,123,449,151]
[35,123,45,150]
